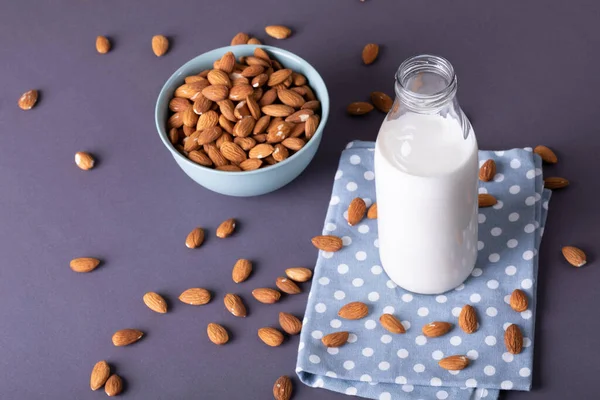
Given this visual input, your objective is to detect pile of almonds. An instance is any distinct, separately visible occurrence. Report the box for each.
[166,48,321,171]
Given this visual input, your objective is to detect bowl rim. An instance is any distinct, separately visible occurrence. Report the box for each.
[155,44,329,176]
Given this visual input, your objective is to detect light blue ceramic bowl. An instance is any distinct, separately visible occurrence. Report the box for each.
[155,45,329,197]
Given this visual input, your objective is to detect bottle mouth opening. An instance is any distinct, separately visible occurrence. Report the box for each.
[395,55,457,111]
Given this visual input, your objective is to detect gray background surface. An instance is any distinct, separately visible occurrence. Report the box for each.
[0,1,597,399]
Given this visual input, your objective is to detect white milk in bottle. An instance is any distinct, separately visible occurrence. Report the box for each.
[374,55,478,294]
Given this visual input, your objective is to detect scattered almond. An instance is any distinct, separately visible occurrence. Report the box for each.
[347,102,374,115]
[224,293,247,317]
[95,36,111,54]
[379,314,406,334]
[370,91,393,113]
[70,257,100,273]
[231,32,250,45]
[265,25,292,39]
[562,246,587,267]
[143,292,168,314]
[232,259,252,283]
[276,276,301,294]
[362,43,379,65]
[90,361,110,391]
[285,267,312,282]
[458,305,478,334]
[347,197,367,226]
[151,35,169,56]
[504,324,523,354]
[258,327,284,346]
[479,159,496,182]
[338,301,368,320]
[179,288,211,305]
[104,374,123,397]
[311,235,343,252]
[216,218,236,238]
[322,331,349,348]
[252,288,281,304]
[112,329,144,346]
[422,321,453,337]
[534,145,558,164]
[478,193,497,207]
[247,37,262,44]
[18,89,38,110]
[273,376,293,400]
[439,355,469,371]
[207,323,229,345]
[367,203,378,219]
[544,177,569,189]
[279,312,302,335]
[185,227,205,248]
[510,289,528,312]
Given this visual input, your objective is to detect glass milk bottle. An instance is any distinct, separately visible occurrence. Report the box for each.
[374,55,478,295]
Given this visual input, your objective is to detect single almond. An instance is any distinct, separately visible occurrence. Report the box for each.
[311,235,343,252]
[151,35,169,56]
[183,105,199,127]
[458,305,478,334]
[276,276,302,294]
[510,289,528,312]
[232,259,252,283]
[95,36,111,54]
[347,102,374,115]
[422,321,453,337]
[90,361,110,391]
[273,376,293,400]
[439,355,470,371]
[367,203,378,219]
[112,329,144,346]
[254,47,271,62]
[207,69,232,87]
[104,374,123,397]
[189,150,213,167]
[241,65,265,78]
[202,85,229,102]
[170,97,191,112]
[292,72,307,86]
[338,301,369,320]
[183,124,195,137]
[370,91,393,113]
[168,112,184,128]
[229,84,254,101]
[258,327,284,346]
[245,56,271,67]
[362,43,379,65]
[265,25,292,39]
[305,115,319,139]
[254,115,271,135]
[218,99,237,122]
[285,109,313,123]
[197,126,223,145]
[224,293,247,317]
[231,32,250,45]
[193,95,213,115]
[252,288,281,304]
[207,323,229,345]
[289,122,305,138]
[220,142,247,163]
[196,110,219,131]
[278,89,305,108]
[219,115,235,134]
[233,117,256,137]
[205,143,229,167]
[268,69,293,86]
[544,177,569,189]
[279,312,302,335]
[272,144,289,162]
[379,314,406,334]
[183,133,200,152]
[18,89,38,110]
[179,288,211,305]
[216,218,236,238]
[534,145,558,164]
[246,95,262,120]
[247,37,262,44]
[321,331,349,348]
[185,227,205,248]
[218,52,236,73]
[262,104,295,117]
[254,134,267,143]
[143,292,168,314]
[175,81,209,99]
[234,137,256,151]
[259,88,278,106]
[249,143,275,159]
[504,324,523,354]
[285,267,312,282]
[240,158,262,171]
[479,159,497,182]
[562,246,586,267]
[347,197,367,226]
[75,152,95,170]
[185,75,207,84]
[70,257,100,273]
[478,193,497,208]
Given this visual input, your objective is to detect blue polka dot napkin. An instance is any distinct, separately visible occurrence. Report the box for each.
[296,141,551,400]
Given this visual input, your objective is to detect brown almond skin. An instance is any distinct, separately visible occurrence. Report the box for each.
[70,257,101,273]
[18,89,39,110]
[216,218,236,238]
[112,329,144,346]
[258,327,284,346]
[338,302,369,320]
[367,203,378,219]
[370,91,393,113]
[185,227,205,248]
[252,288,281,304]
[311,235,343,252]
[422,321,453,337]
[273,376,293,400]
[347,197,367,226]
[362,43,379,65]
[279,312,302,335]
[276,277,302,294]
[179,288,211,305]
[505,324,524,354]
[347,102,374,115]
[439,355,470,371]
[544,177,569,190]
[232,259,252,283]
[90,361,110,390]
[534,145,558,164]
[285,267,313,282]
[143,292,168,314]
[224,293,247,317]
[151,35,169,57]
[95,36,111,54]
[104,374,123,396]
[479,159,497,182]
[207,323,229,345]
[231,32,250,45]
[380,314,406,334]
[510,289,528,312]
[322,331,349,348]
[478,194,497,208]
[265,25,292,40]
[562,246,587,267]
[458,305,478,334]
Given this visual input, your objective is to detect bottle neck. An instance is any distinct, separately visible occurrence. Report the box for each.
[394,54,458,114]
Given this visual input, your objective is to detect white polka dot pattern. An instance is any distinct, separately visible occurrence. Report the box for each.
[298,143,550,399]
